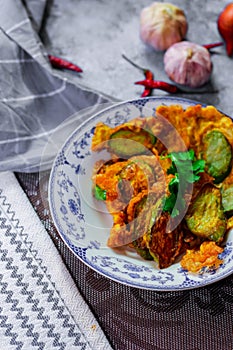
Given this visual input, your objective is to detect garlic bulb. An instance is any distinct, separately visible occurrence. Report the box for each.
[140,2,188,51]
[164,41,212,88]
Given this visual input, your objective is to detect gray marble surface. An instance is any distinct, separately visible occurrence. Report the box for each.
[43,0,233,116]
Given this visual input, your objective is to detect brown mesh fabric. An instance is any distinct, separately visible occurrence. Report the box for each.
[16,171,233,350]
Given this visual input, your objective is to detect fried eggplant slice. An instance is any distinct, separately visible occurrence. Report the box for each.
[109,126,156,157]
[91,122,112,152]
[185,184,227,243]
[202,130,232,183]
[93,159,128,202]
[117,158,154,200]
[129,192,163,260]
[146,212,184,269]
[221,183,233,217]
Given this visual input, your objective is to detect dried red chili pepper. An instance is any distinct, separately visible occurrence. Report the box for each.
[122,54,154,97]
[122,54,178,95]
[123,49,220,97]
[202,42,224,50]
[135,79,219,94]
[142,70,154,97]
[48,54,83,73]
[135,79,179,93]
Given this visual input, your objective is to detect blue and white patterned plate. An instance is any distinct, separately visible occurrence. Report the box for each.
[48,97,233,291]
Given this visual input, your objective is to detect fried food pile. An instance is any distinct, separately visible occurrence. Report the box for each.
[91,104,233,272]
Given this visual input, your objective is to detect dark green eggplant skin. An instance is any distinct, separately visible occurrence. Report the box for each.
[203,130,232,183]
[185,185,226,243]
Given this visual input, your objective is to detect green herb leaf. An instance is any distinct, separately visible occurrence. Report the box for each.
[192,159,205,172]
[163,192,177,212]
[161,149,205,217]
[94,185,107,201]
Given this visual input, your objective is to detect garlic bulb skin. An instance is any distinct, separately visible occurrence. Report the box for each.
[164,41,212,88]
[140,2,188,51]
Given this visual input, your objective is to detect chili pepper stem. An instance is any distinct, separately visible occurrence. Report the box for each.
[122,54,149,74]
[122,54,155,97]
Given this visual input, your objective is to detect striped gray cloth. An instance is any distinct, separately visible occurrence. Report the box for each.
[0,0,114,173]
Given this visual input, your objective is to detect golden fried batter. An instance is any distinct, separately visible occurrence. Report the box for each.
[91,104,233,272]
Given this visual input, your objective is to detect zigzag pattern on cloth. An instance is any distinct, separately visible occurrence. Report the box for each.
[0,187,90,350]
